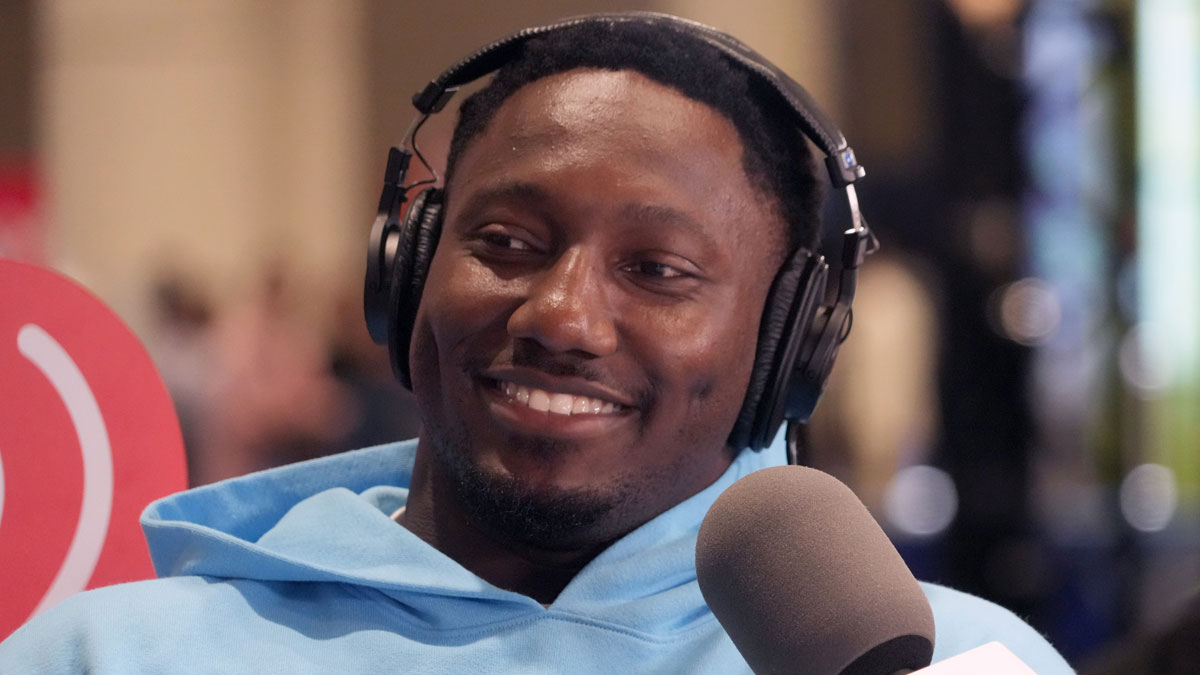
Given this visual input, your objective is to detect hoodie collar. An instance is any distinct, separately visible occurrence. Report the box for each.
[142,439,781,635]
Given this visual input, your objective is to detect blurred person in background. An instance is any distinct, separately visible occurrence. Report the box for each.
[187,263,355,485]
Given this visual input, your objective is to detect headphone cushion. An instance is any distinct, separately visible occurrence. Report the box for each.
[387,188,444,388]
[729,248,817,450]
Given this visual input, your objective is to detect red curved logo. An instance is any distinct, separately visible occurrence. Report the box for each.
[0,260,187,639]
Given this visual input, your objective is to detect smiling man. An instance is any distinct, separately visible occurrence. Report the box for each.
[400,64,787,603]
[0,14,1073,673]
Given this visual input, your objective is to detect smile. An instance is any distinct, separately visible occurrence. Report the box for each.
[497,380,625,416]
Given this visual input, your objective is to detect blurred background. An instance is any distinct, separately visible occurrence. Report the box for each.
[1,0,1196,670]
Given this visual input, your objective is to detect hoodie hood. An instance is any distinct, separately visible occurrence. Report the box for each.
[141,440,779,638]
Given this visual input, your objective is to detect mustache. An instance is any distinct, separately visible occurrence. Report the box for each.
[463,340,655,410]
[511,342,608,379]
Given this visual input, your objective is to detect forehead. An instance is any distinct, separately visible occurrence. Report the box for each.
[495,69,733,150]
[446,68,787,254]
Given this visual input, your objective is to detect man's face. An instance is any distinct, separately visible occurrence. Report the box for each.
[410,68,786,549]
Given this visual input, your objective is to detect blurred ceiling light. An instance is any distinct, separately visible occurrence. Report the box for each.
[883,464,959,538]
[1119,463,1178,532]
[993,277,1062,345]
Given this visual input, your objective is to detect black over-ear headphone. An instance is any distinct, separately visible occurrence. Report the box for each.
[364,12,875,462]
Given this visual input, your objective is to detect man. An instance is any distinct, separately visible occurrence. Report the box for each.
[1,16,1073,672]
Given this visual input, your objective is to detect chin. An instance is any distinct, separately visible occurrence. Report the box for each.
[451,446,627,551]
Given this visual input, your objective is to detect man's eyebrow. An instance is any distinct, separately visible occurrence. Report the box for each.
[454,181,554,218]
[615,202,711,235]
[453,181,715,237]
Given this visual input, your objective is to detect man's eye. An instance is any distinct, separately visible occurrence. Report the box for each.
[628,261,687,279]
[478,229,534,251]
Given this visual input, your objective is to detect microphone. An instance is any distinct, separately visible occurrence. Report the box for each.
[696,466,935,675]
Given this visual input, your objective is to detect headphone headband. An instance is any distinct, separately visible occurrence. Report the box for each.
[412,12,865,187]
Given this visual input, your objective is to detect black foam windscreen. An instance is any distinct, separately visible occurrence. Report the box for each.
[696,466,935,675]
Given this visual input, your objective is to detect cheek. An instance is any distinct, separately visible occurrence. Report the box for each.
[419,252,509,340]
[635,297,762,430]
[697,321,759,414]
[409,252,507,397]
[684,323,756,402]
[638,307,758,481]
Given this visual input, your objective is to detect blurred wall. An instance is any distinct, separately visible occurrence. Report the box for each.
[39,0,369,336]
[660,0,842,123]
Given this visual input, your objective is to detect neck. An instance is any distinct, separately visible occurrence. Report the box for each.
[398,442,607,604]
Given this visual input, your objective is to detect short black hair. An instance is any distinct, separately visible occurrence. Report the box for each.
[442,20,824,253]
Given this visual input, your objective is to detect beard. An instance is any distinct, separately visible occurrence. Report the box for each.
[426,416,647,551]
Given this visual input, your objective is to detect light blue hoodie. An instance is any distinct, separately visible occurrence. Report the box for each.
[1,440,1073,673]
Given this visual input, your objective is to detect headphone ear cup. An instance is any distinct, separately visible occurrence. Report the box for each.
[387,188,444,389]
[729,248,828,451]
[364,218,401,345]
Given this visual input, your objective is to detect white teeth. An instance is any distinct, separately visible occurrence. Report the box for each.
[498,381,621,416]
[528,389,551,412]
[549,393,574,415]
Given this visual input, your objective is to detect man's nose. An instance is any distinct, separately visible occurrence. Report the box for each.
[507,248,619,357]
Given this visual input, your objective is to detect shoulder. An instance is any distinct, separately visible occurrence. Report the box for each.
[0,576,271,672]
[921,581,1075,673]
[0,578,187,670]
